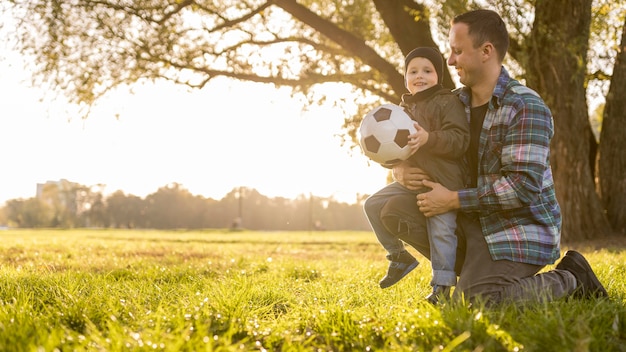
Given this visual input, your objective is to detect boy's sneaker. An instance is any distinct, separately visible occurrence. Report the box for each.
[555,250,608,299]
[426,285,451,305]
[379,251,418,288]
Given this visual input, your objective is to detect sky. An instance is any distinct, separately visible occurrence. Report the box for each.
[0,49,390,206]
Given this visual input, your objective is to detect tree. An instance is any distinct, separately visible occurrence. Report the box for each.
[5,198,54,228]
[106,191,145,228]
[144,183,202,228]
[37,179,93,228]
[599,18,626,234]
[523,0,612,240]
[0,206,7,226]
[5,0,625,239]
[83,192,109,227]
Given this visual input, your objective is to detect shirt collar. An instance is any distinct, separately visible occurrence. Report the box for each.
[457,66,510,109]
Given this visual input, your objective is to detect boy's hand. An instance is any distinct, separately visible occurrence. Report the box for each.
[408,123,428,155]
[392,161,431,191]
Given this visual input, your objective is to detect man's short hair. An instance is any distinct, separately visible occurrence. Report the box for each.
[452,9,510,62]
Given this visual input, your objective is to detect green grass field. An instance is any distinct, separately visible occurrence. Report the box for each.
[0,229,624,351]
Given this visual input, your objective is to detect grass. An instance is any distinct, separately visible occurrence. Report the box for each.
[0,229,624,351]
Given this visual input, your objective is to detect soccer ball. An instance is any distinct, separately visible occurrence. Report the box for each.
[358,104,417,166]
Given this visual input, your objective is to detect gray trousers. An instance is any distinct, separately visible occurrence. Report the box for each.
[368,191,578,304]
[454,213,577,304]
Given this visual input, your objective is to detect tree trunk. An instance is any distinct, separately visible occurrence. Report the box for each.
[526,0,611,241]
[372,0,455,89]
[598,19,626,235]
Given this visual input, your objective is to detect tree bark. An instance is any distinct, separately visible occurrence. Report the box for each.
[598,19,626,235]
[372,0,455,89]
[526,0,611,241]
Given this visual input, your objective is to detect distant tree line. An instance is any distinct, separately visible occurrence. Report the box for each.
[0,181,372,231]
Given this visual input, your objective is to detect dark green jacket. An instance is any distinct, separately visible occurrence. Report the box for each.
[400,85,469,191]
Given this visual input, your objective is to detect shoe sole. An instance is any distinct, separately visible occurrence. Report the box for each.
[379,261,418,289]
[564,250,609,298]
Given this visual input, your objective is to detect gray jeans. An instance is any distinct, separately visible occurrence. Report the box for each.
[454,212,577,304]
[365,186,577,304]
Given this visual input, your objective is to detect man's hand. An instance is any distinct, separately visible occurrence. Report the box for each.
[392,161,431,191]
[417,180,461,217]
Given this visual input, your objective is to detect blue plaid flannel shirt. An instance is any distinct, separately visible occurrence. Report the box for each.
[457,68,562,265]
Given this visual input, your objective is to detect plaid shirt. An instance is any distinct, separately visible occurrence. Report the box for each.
[457,68,562,266]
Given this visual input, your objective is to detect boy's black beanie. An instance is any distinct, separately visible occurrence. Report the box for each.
[404,47,444,85]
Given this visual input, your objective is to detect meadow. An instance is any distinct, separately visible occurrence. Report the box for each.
[0,229,624,351]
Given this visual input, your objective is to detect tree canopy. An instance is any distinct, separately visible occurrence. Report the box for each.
[4,0,625,239]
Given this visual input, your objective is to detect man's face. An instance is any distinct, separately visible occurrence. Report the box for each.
[447,22,483,88]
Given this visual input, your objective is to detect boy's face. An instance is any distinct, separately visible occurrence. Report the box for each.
[405,57,438,95]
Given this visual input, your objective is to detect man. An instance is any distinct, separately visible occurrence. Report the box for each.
[383,9,608,304]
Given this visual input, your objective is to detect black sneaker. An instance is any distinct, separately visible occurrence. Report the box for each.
[426,285,451,305]
[555,250,608,299]
[379,251,418,289]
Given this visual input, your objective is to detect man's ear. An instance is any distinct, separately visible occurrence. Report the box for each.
[482,42,495,61]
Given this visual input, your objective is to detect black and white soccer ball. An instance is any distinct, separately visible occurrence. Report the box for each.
[358,104,417,166]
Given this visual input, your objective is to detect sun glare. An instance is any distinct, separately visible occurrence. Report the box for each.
[0,5,390,206]
[0,58,388,205]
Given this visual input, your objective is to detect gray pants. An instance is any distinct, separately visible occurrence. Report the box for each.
[455,213,577,304]
[368,191,577,304]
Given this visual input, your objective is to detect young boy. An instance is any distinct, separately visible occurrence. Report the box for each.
[364,47,469,304]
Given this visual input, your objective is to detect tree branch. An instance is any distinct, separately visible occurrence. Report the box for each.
[271,0,405,96]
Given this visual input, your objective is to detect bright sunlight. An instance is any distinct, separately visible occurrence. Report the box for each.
[0,48,389,205]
